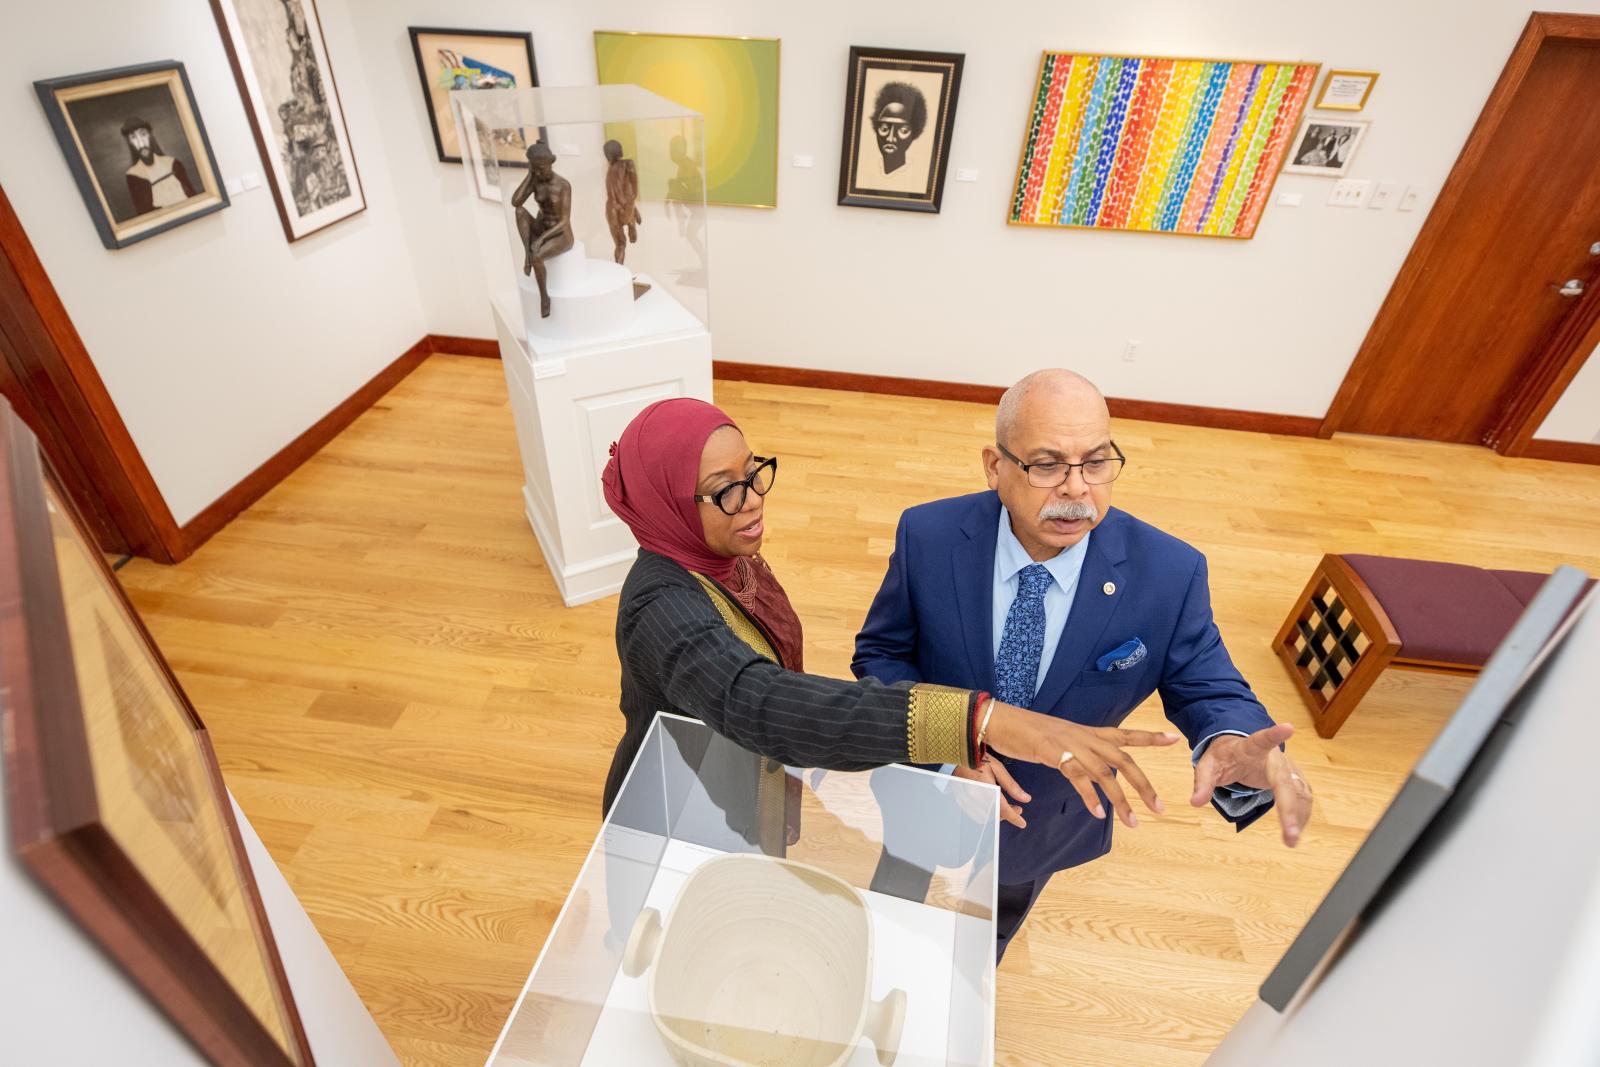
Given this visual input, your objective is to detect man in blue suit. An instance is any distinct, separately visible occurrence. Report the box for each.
[854,369,1314,958]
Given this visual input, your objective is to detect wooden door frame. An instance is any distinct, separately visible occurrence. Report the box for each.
[0,181,186,562]
[1319,12,1600,450]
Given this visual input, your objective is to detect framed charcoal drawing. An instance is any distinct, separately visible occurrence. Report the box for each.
[409,27,539,166]
[838,46,965,213]
[209,0,365,241]
[33,62,229,250]
[0,397,315,1066]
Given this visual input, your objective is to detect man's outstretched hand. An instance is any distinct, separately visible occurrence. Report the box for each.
[1190,722,1313,847]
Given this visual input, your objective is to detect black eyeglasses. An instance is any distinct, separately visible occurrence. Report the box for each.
[996,441,1125,488]
[693,456,777,515]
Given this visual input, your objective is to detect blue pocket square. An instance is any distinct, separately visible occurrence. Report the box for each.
[1096,638,1147,672]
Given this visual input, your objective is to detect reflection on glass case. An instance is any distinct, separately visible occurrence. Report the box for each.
[486,715,998,1067]
[450,85,710,358]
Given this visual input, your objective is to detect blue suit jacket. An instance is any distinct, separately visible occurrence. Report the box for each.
[853,491,1275,884]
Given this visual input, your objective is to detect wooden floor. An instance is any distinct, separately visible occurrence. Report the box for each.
[118,355,1600,1067]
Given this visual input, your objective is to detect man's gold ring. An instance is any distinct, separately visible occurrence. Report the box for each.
[1058,750,1074,768]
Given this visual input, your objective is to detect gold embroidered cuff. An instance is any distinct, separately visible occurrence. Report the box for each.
[907,683,974,766]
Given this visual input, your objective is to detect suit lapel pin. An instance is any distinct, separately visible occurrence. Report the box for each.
[1103,581,1116,595]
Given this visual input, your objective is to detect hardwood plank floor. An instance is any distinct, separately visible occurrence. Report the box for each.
[118,355,1600,1067]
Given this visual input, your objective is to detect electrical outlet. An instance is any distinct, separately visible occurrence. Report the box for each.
[792,154,814,168]
[1369,181,1400,209]
[1122,340,1140,363]
[1328,179,1371,208]
[1398,185,1422,211]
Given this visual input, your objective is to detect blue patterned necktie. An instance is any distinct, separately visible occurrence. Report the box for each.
[995,564,1053,707]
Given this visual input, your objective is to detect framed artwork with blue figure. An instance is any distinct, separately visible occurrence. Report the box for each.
[409,27,539,166]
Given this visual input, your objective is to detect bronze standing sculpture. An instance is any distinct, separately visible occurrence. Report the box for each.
[603,139,642,266]
[512,141,573,318]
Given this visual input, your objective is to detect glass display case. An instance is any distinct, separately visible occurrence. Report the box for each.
[486,714,998,1067]
[450,85,710,359]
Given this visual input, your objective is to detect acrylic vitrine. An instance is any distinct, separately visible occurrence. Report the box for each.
[486,714,999,1067]
[449,84,710,357]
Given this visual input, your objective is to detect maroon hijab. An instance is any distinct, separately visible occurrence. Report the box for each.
[602,399,804,669]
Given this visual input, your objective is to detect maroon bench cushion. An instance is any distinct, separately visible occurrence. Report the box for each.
[1341,555,1533,667]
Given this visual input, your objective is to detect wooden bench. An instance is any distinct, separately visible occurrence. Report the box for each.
[1272,554,1565,738]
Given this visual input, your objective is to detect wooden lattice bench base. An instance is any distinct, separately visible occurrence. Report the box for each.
[1272,554,1560,738]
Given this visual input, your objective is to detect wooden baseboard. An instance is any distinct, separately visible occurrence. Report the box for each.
[176,337,433,555]
[425,334,499,359]
[1522,438,1600,465]
[712,361,1323,436]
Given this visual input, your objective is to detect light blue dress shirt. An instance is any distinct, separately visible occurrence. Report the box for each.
[987,507,1270,818]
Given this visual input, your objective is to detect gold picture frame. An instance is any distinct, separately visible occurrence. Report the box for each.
[1314,69,1379,112]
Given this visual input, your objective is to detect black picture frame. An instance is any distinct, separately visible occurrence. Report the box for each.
[408,26,539,167]
[838,46,964,214]
[33,61,229,250]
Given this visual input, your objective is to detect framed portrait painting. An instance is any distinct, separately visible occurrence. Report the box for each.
[209,0,365,241]
[1283,117,1368,176]
[595,31,780,208]
[838,46,964,213]
[0,399,314,1066]
[33,62,228,250]
[409,27,538,166]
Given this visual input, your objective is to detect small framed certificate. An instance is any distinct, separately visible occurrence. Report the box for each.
[1314,69,1379,111]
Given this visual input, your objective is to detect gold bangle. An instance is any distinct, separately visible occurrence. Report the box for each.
[976,698,997,748]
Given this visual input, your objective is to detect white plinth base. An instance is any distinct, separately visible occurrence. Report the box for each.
[494,293,712,607]
[519,240,638,345]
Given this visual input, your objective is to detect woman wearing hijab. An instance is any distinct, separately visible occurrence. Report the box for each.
[598,398,1176,820]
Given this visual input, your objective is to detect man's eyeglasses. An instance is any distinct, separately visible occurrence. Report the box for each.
[995,441,1125,488]
[693,456,778,515]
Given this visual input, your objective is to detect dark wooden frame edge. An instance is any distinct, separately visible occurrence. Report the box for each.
[407,26,539,166]
[0,400,314,1065]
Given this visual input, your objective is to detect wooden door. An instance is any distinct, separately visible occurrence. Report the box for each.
[0,182,184,561]
[1322,15,1600,448]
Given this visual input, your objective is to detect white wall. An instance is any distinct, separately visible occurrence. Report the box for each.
[340,0,1600,419]
[0,1,429,525]
[1537,342,1600,444]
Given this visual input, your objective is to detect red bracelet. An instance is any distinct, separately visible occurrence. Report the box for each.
[970,691,991,768]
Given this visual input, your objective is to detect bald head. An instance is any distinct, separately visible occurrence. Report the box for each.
[996,369,1107,443]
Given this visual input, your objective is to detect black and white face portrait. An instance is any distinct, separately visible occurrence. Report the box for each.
[62,85,199,223]
[852,66,947,195]
[872,81,927,173]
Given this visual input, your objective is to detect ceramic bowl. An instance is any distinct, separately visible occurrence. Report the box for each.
[623,854,906,1067]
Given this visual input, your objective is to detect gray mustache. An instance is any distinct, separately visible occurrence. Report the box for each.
[1038,500,1098,523]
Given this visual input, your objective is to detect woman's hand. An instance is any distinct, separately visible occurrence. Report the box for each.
[952,758,1032,829]
[983,702,1180,827]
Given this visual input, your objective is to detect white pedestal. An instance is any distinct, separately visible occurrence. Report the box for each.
[493,289,712,606]
[518,241,640,345]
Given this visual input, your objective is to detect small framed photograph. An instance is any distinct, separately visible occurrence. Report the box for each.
[838,46,965,213]
[1314,69,1379,112]
[409,27,539,166]
[1283,118,1369,176]
[33,62,228,249]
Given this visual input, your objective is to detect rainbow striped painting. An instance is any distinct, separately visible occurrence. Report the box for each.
[1009,53,1318,239]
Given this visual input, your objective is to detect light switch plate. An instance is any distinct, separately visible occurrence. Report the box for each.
[1328,179,1371,208]
[1398,185,1422,211]
[1369,181,1400,209]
